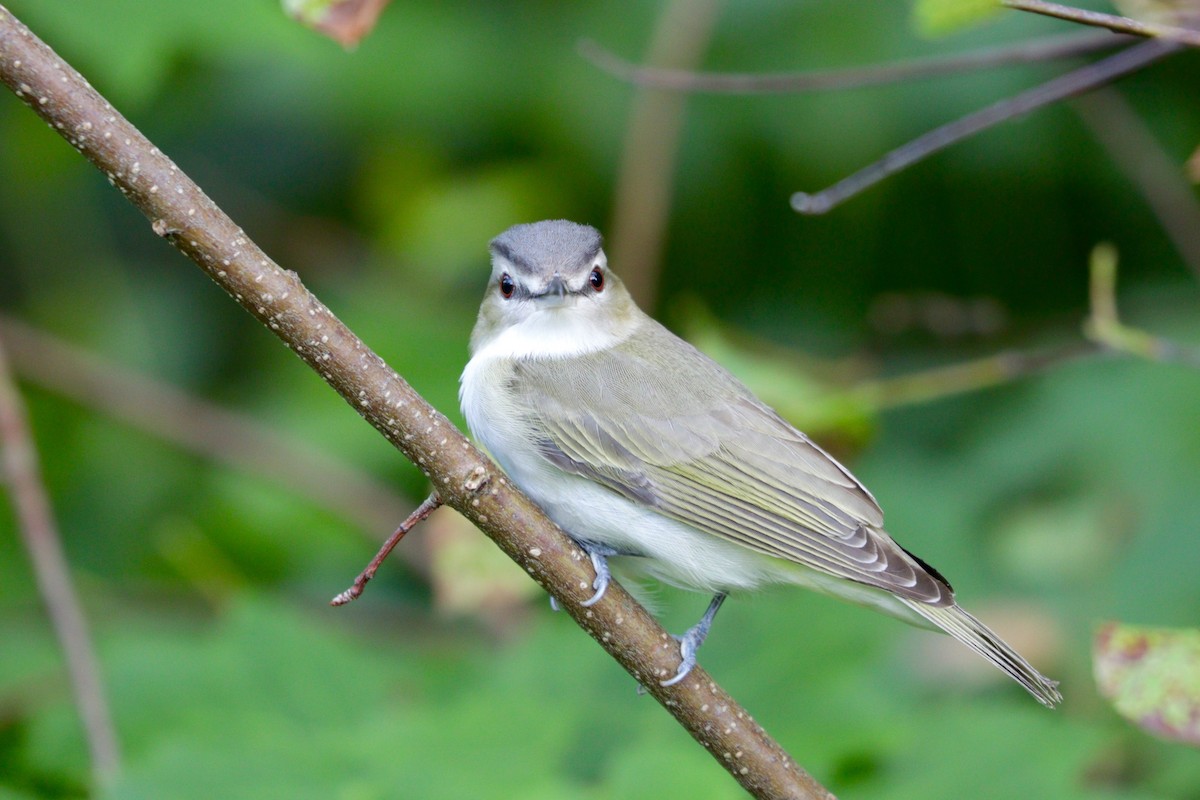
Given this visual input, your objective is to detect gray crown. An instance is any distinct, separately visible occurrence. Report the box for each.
[489,220,603,277]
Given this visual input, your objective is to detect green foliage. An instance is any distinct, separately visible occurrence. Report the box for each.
[3,0,1200,797]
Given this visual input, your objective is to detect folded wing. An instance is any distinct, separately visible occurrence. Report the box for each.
[514,320,953,606]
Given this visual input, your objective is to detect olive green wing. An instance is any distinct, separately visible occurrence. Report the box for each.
[513,321,951,605]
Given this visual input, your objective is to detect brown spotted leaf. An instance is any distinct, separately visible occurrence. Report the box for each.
[282,0,392,48]
[1094,621,1200,746]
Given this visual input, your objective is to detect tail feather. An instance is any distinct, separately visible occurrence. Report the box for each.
[901,599,1062,708]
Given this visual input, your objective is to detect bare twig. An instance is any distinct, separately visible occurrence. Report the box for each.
[1083,243,1200,367]
[1002,0,1200,47]
[607,0,721,310]
[0,7,830,798]
[792,38,1179,215]
[579,31,1128,94]
[0,314,414,535]
[0,337,121,787]
[1071,89,1200,280]
[331,492,442,605]
[854,343,1099,409]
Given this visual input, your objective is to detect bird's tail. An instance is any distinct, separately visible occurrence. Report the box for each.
[900,599,1062,708]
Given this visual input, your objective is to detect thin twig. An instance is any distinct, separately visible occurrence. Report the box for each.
[607,0,721,310]
[1071,89,1200,281]
[1083,243,1200,367]
[792,38,1179,215]
[579,31,1129,94]
[0,7,831,798]
[331,493,442,605]
[0,314,414,535]
[854,343,1099,409]
[1002,0,1200,47]
[0,336,121,787]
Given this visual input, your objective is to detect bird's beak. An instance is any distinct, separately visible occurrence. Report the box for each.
[536,274,570,307]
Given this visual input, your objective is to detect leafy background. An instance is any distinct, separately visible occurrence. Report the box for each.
[2,1,1199,797]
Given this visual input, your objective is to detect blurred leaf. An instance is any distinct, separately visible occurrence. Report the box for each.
[283,0,393,47]
[989,494,1129,586]
[1094,621,1200,746]
[360,154,574,289]
[422,508,541,632]
[911,0,1004,36]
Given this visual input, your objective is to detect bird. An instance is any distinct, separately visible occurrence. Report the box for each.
[459,219,1061,707]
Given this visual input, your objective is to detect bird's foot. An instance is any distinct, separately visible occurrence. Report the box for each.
[661,593,727,687]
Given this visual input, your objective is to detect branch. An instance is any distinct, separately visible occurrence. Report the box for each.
[606,0,721,310]
[0,7,831,798]
[1071,88,1200,281]
[1002,0,1200,48]
[853,343,1099,409]
[579,31,1129,94]
[0,335,121,786]
[791,38,1179,215]
[0,314,414,535]
[1083,243,1200,367]
[331,492,442,605]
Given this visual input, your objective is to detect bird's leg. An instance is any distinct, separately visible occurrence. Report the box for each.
[661,593,728,687]
[548,541,619,609]
[579,542,618,607]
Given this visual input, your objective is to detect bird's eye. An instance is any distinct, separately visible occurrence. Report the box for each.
[499,273,514,298]
[589,266,605,292]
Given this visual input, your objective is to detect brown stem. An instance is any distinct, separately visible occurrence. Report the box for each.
[0,6,831,798]
[791,39,1178,215]
[579,31,1129,94]
[0,314,414,535]
[1071,89,1200,281]
[331,493,443,606]
[0,336,121,787]
[606,0,721,311]
[854,343,1100,410]
[1001,0,1200,47]
[1083,244,1200,367]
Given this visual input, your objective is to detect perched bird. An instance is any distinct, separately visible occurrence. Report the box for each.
[460,220,1061,706]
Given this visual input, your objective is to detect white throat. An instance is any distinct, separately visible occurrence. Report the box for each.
[469,303,633,363]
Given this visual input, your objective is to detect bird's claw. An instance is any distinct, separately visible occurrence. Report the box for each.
[580,548,612,607]
[660,630,701,686]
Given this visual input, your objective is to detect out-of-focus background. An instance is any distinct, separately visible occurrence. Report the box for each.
[2,1,1199,797]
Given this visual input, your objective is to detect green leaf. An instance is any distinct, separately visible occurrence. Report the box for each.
[912,0,1004,36]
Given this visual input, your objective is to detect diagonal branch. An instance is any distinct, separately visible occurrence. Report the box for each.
[579,31,1129,94]
[1071,88,1200,281]
[1002,0,1200,47]
[0,335,121,787]
[0,314,414,535]
[791,38,1179,215]
[0,6,831,798]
